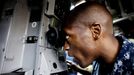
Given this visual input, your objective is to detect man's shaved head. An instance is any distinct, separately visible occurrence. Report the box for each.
[64,1,113,34]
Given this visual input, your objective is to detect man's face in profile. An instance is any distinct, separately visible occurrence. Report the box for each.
[63,22,98,68]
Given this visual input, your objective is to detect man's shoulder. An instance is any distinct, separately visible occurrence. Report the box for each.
[116,35,134,60]
[113,35,134,74]
[116,35,134,48]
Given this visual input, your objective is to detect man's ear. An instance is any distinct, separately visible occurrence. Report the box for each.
[89,24,101,40]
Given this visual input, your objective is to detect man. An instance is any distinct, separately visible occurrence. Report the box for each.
[63,1,134,75]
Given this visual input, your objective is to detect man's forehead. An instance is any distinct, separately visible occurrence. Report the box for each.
[64,26,76,35]
[64,24,87,36]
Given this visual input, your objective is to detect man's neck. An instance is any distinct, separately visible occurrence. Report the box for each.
[100,35,120,64]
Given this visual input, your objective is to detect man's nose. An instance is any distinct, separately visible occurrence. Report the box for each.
[64,42,70,51]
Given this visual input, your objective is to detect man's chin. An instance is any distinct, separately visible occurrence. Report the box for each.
[79,63,89,68]
[74,59,89,68]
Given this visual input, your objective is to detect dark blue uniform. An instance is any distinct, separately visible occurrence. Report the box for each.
[92,35,134,75]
